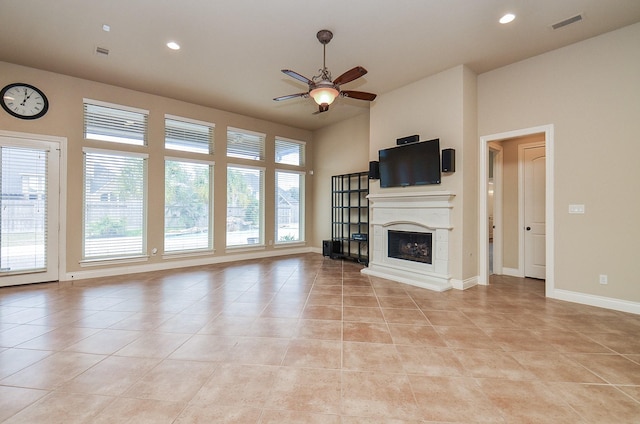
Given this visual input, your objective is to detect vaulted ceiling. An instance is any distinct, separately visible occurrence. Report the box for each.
[1,0,639,130]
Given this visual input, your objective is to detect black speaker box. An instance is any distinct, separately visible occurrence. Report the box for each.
[396,134,419,145]
[442,148,455,173]
[322,240,339,257]
[368,161,380,180]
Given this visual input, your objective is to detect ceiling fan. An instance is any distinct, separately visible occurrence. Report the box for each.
[274,29,377,114]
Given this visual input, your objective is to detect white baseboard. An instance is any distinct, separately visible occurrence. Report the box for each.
[451,276,479,290]
[64,246,313,282]
[551,289,640,315]
[502,267,523,277]
[310,246,323,255]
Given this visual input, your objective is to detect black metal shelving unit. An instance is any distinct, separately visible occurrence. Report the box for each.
[331,171,369,265]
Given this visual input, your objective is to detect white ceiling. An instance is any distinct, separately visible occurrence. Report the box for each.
[1,0,639,131]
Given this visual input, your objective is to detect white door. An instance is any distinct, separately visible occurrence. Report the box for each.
[523,145,545,279]
[0,136,59,287]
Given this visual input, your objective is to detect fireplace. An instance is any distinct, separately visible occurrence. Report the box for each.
[388,230,432,264]
[362,191,455,292]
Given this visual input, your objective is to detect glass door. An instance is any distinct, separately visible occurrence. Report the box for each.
[0,136,59,287]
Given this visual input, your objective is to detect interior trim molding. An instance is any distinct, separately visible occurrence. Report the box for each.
[502,267,523,278]
[551,289,640,315]
[451,276,478,290]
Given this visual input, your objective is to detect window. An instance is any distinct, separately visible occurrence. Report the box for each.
[165,115,214,154]
[226,165,263,247]
[275,138,305,166]
[227,127,265,161]
[275,170,304,243]
[83,149,147,259]
[164,159,212,252]
[84,100,148,146]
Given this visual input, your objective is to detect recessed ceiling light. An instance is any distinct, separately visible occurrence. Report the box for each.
[102,24,111,32]
[167,41,180,50]
[499,13,516,24]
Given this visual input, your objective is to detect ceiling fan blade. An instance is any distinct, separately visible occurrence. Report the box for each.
[312,103,330,115]
[273,92,308,101]
[281,69,313,85]
[333,66,367,85]
[341,90,377,101]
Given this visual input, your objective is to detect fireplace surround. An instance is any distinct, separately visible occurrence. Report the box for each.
[362,191,455,292]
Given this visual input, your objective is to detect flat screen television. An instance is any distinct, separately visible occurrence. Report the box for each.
[378,138,441,188]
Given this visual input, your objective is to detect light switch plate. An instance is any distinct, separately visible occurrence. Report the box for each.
[569,204,585,214]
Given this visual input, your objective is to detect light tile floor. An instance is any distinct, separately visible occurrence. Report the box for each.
[1,253,639,423]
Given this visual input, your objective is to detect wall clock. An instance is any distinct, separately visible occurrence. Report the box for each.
[1,83,49,120]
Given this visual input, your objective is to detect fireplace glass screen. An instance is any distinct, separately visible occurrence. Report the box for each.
[388,230,432,264]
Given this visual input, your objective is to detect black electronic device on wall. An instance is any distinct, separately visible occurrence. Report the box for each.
[441,148,456,172]
[378,138,441,188]
[396,134,419,145]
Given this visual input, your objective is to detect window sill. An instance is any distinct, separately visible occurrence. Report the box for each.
[80,255,149,267]
[274,241,306,249]
[162,249,215,260]
[225,244,266,254]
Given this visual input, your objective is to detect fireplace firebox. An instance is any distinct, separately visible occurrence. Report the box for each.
[388,230,432,264]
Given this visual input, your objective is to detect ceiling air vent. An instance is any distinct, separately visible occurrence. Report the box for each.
[551,14,583,30]
[95,46,110,56]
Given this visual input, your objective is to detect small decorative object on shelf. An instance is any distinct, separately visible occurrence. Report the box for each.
[331,171,369,265]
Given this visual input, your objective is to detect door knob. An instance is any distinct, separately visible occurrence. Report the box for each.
[526,226,531,231]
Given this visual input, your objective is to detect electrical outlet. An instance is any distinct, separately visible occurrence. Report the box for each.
[599,274,608,285]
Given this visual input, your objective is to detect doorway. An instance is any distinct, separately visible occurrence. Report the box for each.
[479,125,554,297]
[0,132,64,287]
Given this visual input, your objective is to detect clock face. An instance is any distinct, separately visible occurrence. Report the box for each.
[1,83,49,120]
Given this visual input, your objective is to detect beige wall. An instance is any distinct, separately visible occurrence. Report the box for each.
[311,113,370,247]
[478,23,640,302]
[369,65,478,283]
[0,61,312,277]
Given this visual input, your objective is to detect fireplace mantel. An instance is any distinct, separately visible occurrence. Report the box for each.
[362,191,455,292]
[367,191,455,209]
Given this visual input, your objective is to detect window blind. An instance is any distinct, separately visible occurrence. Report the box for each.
[83,150,146,259]
[84,100,148,146]
[0,146,48,272]
[275,138,305,166]
[226,165,264,246]
[165,116,214,154]
[227,127,265,160]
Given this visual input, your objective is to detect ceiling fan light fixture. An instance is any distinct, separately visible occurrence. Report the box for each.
[309,84,339,105]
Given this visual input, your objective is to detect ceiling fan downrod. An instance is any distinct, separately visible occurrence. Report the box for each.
[315,30,333,83]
